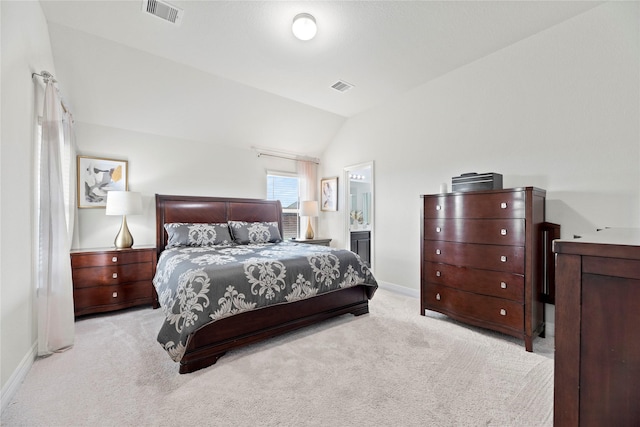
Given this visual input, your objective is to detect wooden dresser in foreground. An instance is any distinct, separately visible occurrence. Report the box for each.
[70,246,156,317]
[420,187,547,351]
[554,228,640,426]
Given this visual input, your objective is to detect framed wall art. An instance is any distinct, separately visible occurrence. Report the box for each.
[77,156,128,208]
[321,176,338,212]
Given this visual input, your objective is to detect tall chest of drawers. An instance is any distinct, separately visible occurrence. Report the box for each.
[70,246,156,317]
[420,187,546,351]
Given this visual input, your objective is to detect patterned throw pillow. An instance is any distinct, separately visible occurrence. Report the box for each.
[164,223,233,248]
[228,221,282,244]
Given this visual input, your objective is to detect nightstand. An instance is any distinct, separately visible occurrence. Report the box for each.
[291,238,332,247]
[70,246,156,317]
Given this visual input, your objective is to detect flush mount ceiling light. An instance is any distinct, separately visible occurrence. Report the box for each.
[292,13,317,41]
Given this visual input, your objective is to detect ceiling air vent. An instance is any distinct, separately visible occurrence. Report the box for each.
[331,80,354,93]
[142,0,184,25]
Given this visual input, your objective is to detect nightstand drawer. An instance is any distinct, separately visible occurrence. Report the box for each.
[423,261,524,302]
[423,218,525,246]
[72,262,154,288]
[71,250,153,268]
[73,282,153,316]
[424,283,524,331]
[291,238,332,246]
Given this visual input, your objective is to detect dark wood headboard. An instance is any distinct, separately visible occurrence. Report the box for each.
[155,194,283,258]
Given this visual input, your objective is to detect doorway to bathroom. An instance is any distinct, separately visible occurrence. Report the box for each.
[343,161,374,270]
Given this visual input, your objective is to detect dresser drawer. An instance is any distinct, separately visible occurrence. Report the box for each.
[423,218,525,246]
[71,250,153,268]
[423,191,526,219]
[423,262,524,302]
[423,241,525,274]
[73,282,153,315]
[424,283,524,331]
[72,262,153,288]
[583,256,640,280]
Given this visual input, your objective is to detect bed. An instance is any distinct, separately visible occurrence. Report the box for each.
[154,194,378,373]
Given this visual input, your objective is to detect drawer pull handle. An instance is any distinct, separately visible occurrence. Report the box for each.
[112,273,118,279]
[436,227,441,233]
[500,228,507,236]
[436,271,441,277]
[436,205,442,211]
[112,292,118,298]
[112,256,118,263]
[436,293,441,301]
[500,308,506,316]
[500,202,507,209]
[435,249,441,255]
[500,255,507,262]
[500,281,507,289]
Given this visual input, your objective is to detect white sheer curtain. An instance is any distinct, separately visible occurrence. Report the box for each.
[37,80,76,356]
[296,160,318,237]
[61,103,79,247]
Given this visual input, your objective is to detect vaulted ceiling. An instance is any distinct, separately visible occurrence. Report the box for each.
[40,1,601,156]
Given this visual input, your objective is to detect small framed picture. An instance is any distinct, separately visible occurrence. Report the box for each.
[321,176,338,212]
[77,156,128,208]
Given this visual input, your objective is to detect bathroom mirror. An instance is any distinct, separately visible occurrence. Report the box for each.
[343,161,374,270]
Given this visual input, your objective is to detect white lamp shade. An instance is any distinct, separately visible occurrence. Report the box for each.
[300,200,319,217]
[105,191,143,216]
[292,13,317,41]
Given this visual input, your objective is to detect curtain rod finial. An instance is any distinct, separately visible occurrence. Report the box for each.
[32,70,57,83]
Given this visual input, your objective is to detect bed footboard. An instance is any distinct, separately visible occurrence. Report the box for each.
[179,286,369,374]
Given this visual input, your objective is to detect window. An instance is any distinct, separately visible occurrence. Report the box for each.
[266,172,299,239]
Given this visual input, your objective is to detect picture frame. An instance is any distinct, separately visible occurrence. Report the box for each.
[77,156,128,208]
[320,176,338,212]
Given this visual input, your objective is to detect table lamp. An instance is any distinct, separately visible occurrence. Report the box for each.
[106,191,143,249]
[300,200,319,240]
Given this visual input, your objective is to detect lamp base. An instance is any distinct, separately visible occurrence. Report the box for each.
[305,217,315,240]
[114,215,134,249]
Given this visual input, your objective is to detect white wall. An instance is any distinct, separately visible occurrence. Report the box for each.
[46,21,345,160]
[319,2,639,294]
[73,122,298,249]
[0,0,58,400]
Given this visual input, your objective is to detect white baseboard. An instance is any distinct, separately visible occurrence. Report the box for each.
[1,341,37,414]
[545,321,555,338]
[377,280,419,299]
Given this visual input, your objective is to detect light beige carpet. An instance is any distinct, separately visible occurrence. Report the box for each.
[2,289,554,426]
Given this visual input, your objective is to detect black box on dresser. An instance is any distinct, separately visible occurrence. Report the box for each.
[451,172,503,192]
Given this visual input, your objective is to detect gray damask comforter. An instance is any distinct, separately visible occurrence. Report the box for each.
[153,241,378,362]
